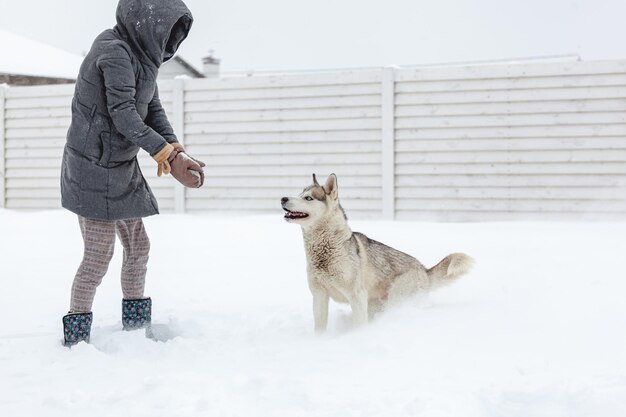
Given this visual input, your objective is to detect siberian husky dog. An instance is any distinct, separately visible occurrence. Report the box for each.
[281,173,473,332]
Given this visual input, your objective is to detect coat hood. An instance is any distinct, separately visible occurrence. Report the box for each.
[114,0,193,67]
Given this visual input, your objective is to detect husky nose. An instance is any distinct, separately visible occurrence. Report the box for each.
[281,197,289,204]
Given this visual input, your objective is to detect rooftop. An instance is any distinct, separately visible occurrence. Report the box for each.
[0,29,84,79]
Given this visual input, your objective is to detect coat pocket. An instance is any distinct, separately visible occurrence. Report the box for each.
[83,102,97,138]
[98,132,111,167]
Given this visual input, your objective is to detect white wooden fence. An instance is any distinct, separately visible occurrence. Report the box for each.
[1,59,626,221]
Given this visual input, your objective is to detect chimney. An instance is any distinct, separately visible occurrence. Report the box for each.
[202,52,221,78]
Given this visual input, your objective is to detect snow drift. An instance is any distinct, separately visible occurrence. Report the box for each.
[0,209,624,416]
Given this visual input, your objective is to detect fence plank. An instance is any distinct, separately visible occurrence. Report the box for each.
[185,106,381,123]
[172,78,186,213]
[395,198,626,213]
[185,95,380,112]
[395,187,626,200]
[395,162,626,175]
[6,107,70,119]
[0,85,6,208]
[396,86,626,106]
[395,60,626,82]
[200,175,382,188]
[195,164,381,177]
[395,99,626,117]
[395,124,626,140]
[5,83,75,99]
[395,112,626,129]
[381,67,395,219]
[395,149,626,164]
[5,96,72,110]
[184,118,380,134]
[184,83,380,102]
[186,70,381,90]
[186,141,381,155]
[395,73,626,93]
[199,153,381,166]
[395,174,626,188]
[395,137,626,152]
[184,130,381,145]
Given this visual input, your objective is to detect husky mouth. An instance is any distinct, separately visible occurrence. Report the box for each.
[283,208,309,220]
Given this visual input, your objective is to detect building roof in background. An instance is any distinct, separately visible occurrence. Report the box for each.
[0,29,84,79]
[170,56,205,78]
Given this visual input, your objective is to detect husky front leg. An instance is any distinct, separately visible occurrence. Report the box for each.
[349,288,369,326]
[311,289,329,333]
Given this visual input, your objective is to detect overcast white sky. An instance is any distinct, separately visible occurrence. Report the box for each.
[1,0,625,73]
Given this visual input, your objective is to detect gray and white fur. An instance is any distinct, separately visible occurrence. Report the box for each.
[281,173,474,332]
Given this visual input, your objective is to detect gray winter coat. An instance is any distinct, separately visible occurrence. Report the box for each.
[61,0,193,220]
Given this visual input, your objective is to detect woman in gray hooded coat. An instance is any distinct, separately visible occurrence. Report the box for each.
[61,0,204,346]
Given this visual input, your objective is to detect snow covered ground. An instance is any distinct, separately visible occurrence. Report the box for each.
[0,209,625,417]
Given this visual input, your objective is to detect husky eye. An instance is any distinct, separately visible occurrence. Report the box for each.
[304,196,313,201]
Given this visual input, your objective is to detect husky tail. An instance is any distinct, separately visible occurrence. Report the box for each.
[427,253,474,289]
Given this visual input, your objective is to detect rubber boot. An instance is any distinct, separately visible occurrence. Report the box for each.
[122,297,152,330]
[62,312,93,346]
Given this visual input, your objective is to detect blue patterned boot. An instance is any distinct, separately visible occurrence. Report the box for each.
[122,297,152,330]
[62,312,93,346]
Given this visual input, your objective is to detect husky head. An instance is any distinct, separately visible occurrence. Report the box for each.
[281,173,346,225]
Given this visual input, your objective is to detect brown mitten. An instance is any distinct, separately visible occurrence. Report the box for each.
[169,151,204,188]
[189,156,206,169]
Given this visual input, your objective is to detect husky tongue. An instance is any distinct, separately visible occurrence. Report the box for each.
[285,211,308,219]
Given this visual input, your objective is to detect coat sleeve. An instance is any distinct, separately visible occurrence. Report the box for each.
[96,46,168,156]
[146,85,179,144]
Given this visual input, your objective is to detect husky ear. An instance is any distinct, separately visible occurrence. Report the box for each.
[312,173,319,186]
[324,173,338,199]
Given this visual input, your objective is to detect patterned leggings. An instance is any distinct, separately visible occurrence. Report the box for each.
[70,216,150,313]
